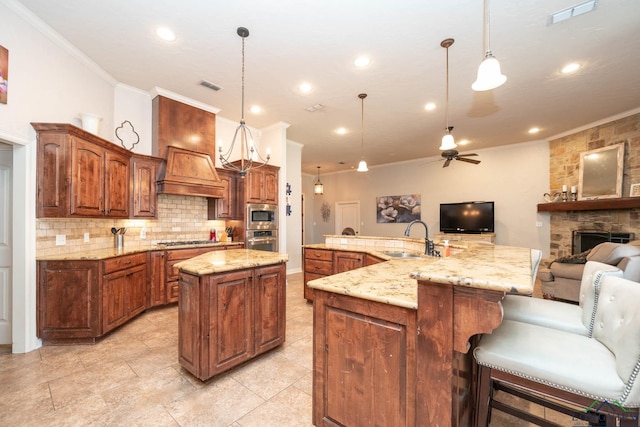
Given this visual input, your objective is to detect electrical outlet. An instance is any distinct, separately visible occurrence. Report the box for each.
[55,235,66,246]
[536,221,543,228]
[140,227,147,239]
[84,232,90,243]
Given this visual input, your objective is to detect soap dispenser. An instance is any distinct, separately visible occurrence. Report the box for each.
[443,240,451,257]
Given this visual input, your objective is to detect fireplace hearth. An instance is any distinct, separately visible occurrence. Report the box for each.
[572,231,635,254]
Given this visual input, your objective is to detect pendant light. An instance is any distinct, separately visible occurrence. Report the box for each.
[357,93,368,172]
[472,0,507,91]
[218,27,270,177]
[314,166,324,195]
[439,38,457,151]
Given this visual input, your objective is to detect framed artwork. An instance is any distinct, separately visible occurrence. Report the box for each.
[0,45,7,104]
[630,184,640,197]
[376,194,421,223]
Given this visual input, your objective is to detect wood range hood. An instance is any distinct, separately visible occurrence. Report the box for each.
[152,95,224,198]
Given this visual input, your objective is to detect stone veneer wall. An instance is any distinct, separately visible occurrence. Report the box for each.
[548,112,640,258]
[36,194,229,257]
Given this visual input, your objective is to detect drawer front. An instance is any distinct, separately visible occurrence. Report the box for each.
[103,252,147,274]
[166,247,216,261]
[305,248,332,261]
[304,258,332,275]
[305,272,328,285]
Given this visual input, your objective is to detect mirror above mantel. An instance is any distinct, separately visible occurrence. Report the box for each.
[579,143,624,200]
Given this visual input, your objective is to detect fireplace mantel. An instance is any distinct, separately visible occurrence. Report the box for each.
[537,197,640,212]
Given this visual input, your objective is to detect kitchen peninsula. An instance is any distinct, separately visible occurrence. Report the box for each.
[306,237,532,426]
[174,249,288,381]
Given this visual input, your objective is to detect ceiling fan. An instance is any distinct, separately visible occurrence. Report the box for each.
[441,147,481,167]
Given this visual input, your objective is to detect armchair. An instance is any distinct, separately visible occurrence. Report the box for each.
[539,241,640,303]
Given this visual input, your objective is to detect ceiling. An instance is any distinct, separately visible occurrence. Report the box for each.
[16,0,640,174]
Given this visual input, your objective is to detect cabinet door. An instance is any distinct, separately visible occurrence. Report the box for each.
[333,251,365,274]
[208,269,254,375]
[36,134,69,218]
[127,264,147,318]
[103,268,128,333]
[148,251,166,307]
[104,150,130,217]
[70,137,105,216]
[131,156,158,218]
[254,263,286,354]
[263,168,278,205]
[37,260,100,341]
[213,169,235,219]
[246,169,264,204]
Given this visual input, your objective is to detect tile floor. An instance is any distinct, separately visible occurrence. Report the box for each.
[0,273,576,426]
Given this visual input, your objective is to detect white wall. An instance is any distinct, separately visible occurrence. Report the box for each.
[114,84,152,155]
[285,140,303,273]
[305,141,551,255]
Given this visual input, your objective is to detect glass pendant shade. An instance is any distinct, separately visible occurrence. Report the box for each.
[314,166,324,195]
[357,160,368,172]
[439,132,457,150]
[472,51,507,91]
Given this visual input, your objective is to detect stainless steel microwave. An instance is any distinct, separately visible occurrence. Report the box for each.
[246,204,277,230]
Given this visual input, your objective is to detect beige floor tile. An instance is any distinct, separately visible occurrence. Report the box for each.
[236,385,314,427]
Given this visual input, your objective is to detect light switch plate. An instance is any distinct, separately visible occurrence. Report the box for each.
[55,235,66,245]
[84,232,90,242]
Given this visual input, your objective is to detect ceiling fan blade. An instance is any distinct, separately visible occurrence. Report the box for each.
[457,157,481,165]
[459,153,478,157]
[443,158,452,167]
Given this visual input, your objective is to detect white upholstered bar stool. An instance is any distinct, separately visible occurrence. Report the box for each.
[501,260,622,336]
[474,274,640,426]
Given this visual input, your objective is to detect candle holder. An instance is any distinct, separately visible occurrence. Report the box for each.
[562,191,568,202]
[571,192,578,202]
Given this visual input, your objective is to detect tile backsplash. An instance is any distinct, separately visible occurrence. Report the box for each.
[36,194,232,257]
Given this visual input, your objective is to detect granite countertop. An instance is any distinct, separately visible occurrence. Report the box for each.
[36,241,245,261]
[175,249,289,276]
[306,243,533,310]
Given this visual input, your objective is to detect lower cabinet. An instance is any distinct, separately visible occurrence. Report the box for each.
[303,248,368,301]
[165,247,222,304]
[178,263,286,381]
[37,252,147,343]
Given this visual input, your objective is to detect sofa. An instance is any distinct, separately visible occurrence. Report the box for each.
[539,240,640,303]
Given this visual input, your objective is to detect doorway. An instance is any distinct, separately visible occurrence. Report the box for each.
[0,143,12,345]
[335,201,360,235]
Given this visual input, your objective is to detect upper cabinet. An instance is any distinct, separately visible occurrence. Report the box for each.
[208,168,244,220]
[33,123,161,219]
[245,164,279,205]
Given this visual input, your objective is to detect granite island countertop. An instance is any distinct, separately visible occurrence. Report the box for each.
[175,249,289,276]
[305,243,533,310]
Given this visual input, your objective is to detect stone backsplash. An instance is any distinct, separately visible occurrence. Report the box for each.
[548,112,640,258]
[36,194,237,257]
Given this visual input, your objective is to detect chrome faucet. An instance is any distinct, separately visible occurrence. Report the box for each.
[404,220,435,256]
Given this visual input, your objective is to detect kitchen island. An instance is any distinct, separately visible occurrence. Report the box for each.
[307,242,532,427]
[175,249,289,381]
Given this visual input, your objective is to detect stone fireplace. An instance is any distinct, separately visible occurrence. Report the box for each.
[571,230,635,254]
[547,112,640,259]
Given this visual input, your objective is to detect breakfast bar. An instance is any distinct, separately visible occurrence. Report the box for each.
[307,242,532,427]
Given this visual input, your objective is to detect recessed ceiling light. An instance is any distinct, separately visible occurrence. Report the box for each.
[250,105,262,114]
[424,102,436,111]
[561,63,581,74]
[335,127,347,135]
[156,27,176,41]
[528,127,541,134]
[354,56,371,68]
[299,82,312,94]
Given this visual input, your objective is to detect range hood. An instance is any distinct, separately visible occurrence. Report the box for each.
[152,94,224,198]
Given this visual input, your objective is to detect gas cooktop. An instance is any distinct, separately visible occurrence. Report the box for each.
[159,240,216,247]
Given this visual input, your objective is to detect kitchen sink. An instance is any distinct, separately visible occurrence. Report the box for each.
[381,251,422,259]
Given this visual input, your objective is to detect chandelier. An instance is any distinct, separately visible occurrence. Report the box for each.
[218,27,270,177]
[314,166,324,195]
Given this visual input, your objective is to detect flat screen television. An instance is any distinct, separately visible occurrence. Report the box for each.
[439,201,494,234]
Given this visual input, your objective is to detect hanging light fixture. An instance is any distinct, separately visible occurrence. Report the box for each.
[314,166,324,195]
[357,93,368,172]
[439,38,457,151]
[218,27,270,177]
[472,0,507,91]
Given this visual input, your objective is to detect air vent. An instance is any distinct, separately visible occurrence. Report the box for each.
[199,80,223,91]
[550,0,597,25]
[305,103,324,112]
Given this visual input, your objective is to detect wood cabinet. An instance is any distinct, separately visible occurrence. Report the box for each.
[37,260,101,342]
[303,248,367,301]
[131,154,161,218]
[34,123,138,218]
[37,252,147,343]
[207,169,243,220]
[245,164,279,205]
[148,250,166,308]
[165,247,220,304]
[365,254,385,266]
[178,262,286,381]
[313,289,417,426]
[102,253,147,333]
